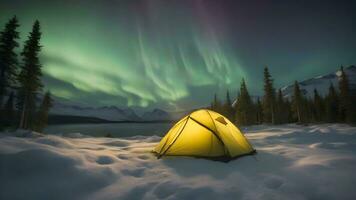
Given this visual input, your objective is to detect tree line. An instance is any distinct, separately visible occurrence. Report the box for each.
[210,66,356,126]
[0,16,52,132]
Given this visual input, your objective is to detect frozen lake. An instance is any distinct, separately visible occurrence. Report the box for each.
[44,123,174,137]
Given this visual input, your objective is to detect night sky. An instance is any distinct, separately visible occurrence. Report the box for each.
[1,0,356,111]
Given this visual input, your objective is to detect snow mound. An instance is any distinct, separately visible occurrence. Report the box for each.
[1,124,356,200]
[62,132,87,138]
[8,129,44,138]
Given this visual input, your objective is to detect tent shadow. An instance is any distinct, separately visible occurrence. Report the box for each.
[158,150,293,180]
[159,154,258,179]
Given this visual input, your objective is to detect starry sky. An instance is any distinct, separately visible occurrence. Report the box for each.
[1,0,356,111]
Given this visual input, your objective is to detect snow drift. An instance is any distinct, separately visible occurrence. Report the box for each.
[1,124,356,200]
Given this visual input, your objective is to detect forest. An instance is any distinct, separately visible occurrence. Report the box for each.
[0,16,52,131]
[210,66,356,126]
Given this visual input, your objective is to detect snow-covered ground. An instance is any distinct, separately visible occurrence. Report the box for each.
[1,124,356,200]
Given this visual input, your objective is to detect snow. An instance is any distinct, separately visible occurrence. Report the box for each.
[232,66,356,105]
[50,103,141,121]
[281,65,356,98]
[1,124,356,200]
[141,109,173,121]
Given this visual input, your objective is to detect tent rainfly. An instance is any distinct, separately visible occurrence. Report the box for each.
[153,109,256,161]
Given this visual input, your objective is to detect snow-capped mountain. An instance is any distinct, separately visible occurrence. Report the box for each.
[281,65,356,98]
[140,108,194,121]
[50,100,141,121]
[231,66,356,105]
[48,95,191,122]
[140,108,173,121]
[0,91,139,122]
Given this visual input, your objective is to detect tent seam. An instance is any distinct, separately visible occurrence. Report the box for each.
[189,116,224,145]
[158,116,190,158]
[158,118,185,155]
[206,110,232,157]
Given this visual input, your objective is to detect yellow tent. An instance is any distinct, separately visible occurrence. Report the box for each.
[153,109,255,161]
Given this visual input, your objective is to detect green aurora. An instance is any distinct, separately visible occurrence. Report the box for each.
[1,0,355,111]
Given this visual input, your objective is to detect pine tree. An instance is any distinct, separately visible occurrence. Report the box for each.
[0,16,20,106]
[2,91,15,126]
[284,99,293,123]
[34,91,53,132]
[209,102,214,110]
[325,83,339,122]
[276,89,291,124]
[18,21,43,129]
[223,90,234,121]
[226,90,232,107]
[313,89,324,122]
[235,78,254,126]
[262,66,276,124]
[338,66,351,122]
[292,81,303,123]
[256,97,263,124]
[305,97,314,123]
[275,89,284,124]
[347,65,356,123]
[211,93,222,113]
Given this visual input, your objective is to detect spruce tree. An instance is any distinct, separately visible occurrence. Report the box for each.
[292,81,303,123]
[256,97,263,124]
[262,66,276,124]
[235,79,254,126]
[34,91,53,132]
[325,83,339,122]
[284,99,293,123]
[338,66,351,122]
[209,102,214,110]
[347,65,356,123]
[305,97,314,123]
[2,91,15,127]
[313,89,324,122]
[226,90,232,107]
[223,90,234,121]
[18,21,43,129]
[276,89,284,124]
[0,16,20,106]
[276,89,291,124]
[212,93,222,113]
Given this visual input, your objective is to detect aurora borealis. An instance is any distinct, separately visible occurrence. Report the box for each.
[1,0,356,111]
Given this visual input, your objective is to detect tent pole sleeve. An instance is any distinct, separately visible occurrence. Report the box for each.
[158,116,190,158]
[158,119,185,155]
[189,117,224,144]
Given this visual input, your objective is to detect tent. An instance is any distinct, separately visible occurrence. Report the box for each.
[153,109,256,161]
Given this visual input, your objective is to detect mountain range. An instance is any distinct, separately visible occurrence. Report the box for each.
[49,98,189,123]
